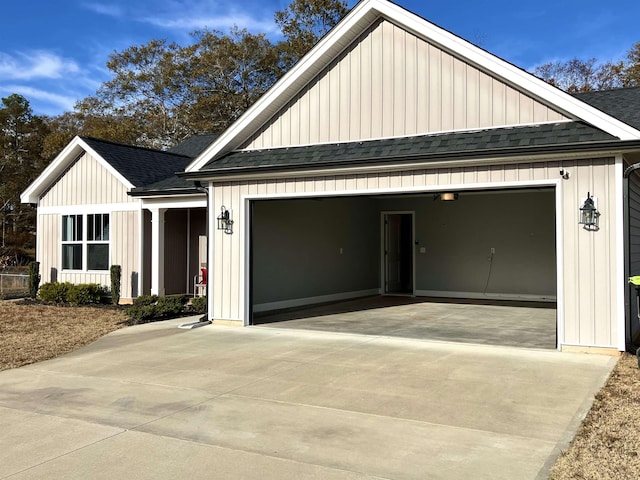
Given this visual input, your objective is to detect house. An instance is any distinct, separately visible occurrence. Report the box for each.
[20,134,217,301]
[22,0,640,353]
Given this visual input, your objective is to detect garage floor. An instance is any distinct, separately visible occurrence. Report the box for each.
[254,296,557,349]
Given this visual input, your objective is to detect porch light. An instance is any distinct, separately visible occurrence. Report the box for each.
[217,206,234,234]
[434,192,458,201]
[579,192,600,231]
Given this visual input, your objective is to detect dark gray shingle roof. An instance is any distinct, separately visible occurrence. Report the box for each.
[81,137,191,188]
[167,133,219,157]
[573,87,640,130]
[199,122,616,175]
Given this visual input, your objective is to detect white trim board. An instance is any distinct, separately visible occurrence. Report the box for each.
[414,290,557,302]
[253,289,380,313]
[37,203,139,214]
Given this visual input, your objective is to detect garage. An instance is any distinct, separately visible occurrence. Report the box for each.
[249,188,557,348]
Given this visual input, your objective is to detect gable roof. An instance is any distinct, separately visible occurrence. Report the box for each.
[573,87,640,131]
[21,135,207,204]
[185,0,640,173]
[81,137,192,188]
[190,121,626,177]
[167,133,219,157]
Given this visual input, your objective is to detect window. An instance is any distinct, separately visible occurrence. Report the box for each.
[61,213,110,271]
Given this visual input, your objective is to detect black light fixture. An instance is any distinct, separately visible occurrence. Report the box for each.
[217,206,234,234]
[433,192,459,201]
[579,192,600,231]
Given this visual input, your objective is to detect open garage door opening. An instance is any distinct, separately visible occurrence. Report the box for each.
[250,188,557,349]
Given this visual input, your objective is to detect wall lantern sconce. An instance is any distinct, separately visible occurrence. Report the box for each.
[579,192,600,231]
[217,206,234,234]
[433,192,459,201]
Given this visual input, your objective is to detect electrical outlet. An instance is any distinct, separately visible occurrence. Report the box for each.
[490,247,495,254]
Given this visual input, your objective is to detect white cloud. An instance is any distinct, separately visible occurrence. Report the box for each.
[0,51,80,81]
[81,2,124,18]
[138,0,279,35]
[0,85,77,115]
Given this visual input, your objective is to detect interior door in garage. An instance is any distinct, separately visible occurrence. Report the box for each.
[384,213,414,294]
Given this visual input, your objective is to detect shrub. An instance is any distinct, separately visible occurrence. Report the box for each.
[28,261,40,299]
[110,265,121,305]
[157,295,188,316]
[38,282,104,305]
[191,296,207,314]
[68,283,104,305]
[126,295,190,324]
[38,282,73,303]
[126,295,159,323]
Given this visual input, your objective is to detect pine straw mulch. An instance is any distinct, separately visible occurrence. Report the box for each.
[549,352,640,479]
[0,300,128,371]
[1,300,640,477]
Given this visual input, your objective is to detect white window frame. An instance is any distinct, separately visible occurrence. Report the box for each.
[61,212,111,272]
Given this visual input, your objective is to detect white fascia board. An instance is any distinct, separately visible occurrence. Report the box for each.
[20,136,135,204]
[141,195,206,210]
[185,0,640,176]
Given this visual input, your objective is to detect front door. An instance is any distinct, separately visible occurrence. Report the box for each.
[384,213,414,294]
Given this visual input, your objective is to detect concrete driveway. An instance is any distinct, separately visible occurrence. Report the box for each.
[0,318,615,479]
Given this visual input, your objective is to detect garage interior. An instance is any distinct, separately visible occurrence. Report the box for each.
[250,188,558,349]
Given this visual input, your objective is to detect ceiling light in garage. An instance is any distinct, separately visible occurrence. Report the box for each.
[434,192,459,201]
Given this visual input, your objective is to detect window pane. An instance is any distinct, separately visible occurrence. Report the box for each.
[87,214,95,241]
[62,215,82,241]
[87,214,109,241]
[87,244,109,270]
[102,214,109,241]
[62,244,82,270]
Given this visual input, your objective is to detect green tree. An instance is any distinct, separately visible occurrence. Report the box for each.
[622,42,640,87]
[0,94,48,255]
[274,0,348,71]
[533,58,625,93]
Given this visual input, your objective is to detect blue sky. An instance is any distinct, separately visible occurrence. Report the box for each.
[1,0,639,116]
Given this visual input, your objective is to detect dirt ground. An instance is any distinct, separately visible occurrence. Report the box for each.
[1,300,639,478]
[0,300,127,371]
[549,352,640,479]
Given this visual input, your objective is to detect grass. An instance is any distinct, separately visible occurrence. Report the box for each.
[0,300,127,371]
[0,300,639,477]
[549,352,640,479]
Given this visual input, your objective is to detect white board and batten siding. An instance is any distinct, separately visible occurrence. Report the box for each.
[37,151,140,300]
[209,158,621,350]
[242,19,567,150]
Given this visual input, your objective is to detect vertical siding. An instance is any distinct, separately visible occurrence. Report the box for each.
[37,210,139,300]
[40,152,133,207]
[243,20,567,150]
[111,210,140,299]
[210,158,619,348]
[37,215,60,284]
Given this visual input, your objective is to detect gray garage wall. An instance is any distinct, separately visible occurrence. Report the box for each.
[252,196,380,308]
[378,189,557,299]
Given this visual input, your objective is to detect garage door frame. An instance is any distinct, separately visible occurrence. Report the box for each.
[242,178,563,349]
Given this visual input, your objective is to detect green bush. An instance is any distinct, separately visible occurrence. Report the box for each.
[126,295,190,324]
[38,282,104,305]
[28,261,40,299]
[110,265,121,305]
[157,295,188,316]
[191,296,207,314]
[38,282,73,303]
[68,283,104,305]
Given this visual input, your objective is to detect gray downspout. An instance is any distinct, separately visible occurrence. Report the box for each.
[178,181,212,329]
